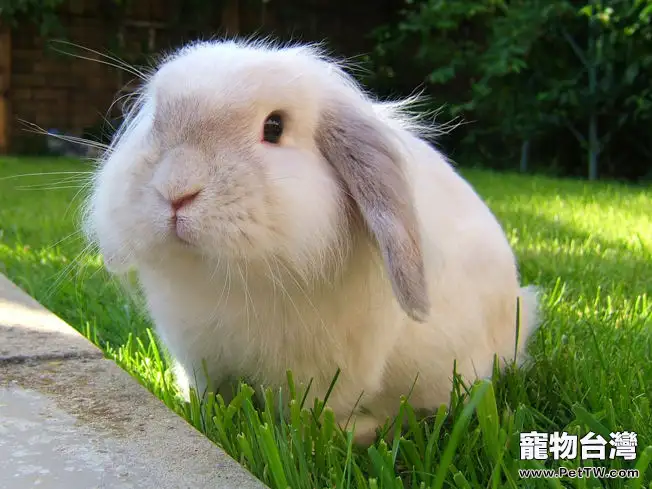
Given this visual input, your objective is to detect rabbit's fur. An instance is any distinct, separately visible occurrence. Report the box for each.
[85,40,540,444]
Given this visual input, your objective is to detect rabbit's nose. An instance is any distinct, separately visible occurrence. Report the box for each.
[170,190,200,212]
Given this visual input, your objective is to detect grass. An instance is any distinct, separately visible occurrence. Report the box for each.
[1,155,651,488]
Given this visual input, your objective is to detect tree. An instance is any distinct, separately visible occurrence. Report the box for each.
[369,0,652,181]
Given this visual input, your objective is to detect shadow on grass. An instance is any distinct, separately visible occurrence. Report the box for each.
[464,168,652,200]
[494,206,652,298]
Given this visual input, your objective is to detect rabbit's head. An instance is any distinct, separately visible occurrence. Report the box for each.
[86,40,430,321]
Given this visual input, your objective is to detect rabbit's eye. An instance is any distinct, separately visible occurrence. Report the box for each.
[263,112,283,144]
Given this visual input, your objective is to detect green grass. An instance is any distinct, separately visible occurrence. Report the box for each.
[1,156,651,488]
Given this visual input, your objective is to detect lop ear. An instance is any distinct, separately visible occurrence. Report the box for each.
[316,98,430,322]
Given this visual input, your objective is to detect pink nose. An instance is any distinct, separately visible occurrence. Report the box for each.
[171,190,200,212]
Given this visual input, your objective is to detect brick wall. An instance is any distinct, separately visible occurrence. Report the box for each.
[4,0,401,153]
[0,26,10,152]
[11,21,119,151]
[7,0,170,152]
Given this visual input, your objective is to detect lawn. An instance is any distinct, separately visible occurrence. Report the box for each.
[1,156,651,488]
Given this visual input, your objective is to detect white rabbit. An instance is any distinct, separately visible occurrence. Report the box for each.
[85,39,540,445]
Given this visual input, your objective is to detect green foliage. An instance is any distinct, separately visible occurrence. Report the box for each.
[0,0,130,35]
[370,0,652,181]
[0,0,67,35]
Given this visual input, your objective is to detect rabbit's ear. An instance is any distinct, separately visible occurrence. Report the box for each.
[316,98,430,322]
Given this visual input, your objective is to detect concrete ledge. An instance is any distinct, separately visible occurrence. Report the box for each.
[0,274,267,489]
[0,276,104,361]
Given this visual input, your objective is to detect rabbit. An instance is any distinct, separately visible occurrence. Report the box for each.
[84,39,541,445]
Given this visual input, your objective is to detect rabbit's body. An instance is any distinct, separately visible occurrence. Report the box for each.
[86,40,539,443]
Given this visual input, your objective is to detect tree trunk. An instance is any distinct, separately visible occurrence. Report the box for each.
[520,139,530,173]
[588,113,599,181]
[587,0,600,181]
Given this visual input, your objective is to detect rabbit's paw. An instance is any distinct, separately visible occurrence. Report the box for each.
[340,414,383,447]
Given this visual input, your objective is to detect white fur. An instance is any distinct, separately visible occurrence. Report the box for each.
[85,39,541,444]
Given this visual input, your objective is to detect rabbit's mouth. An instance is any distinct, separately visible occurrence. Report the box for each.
[172,215,196,245]
[158,204,273,261]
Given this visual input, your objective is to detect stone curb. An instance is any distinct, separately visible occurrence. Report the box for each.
[0,273,268,489]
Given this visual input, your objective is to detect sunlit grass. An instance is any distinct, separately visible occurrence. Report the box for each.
[1,157,651,488]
